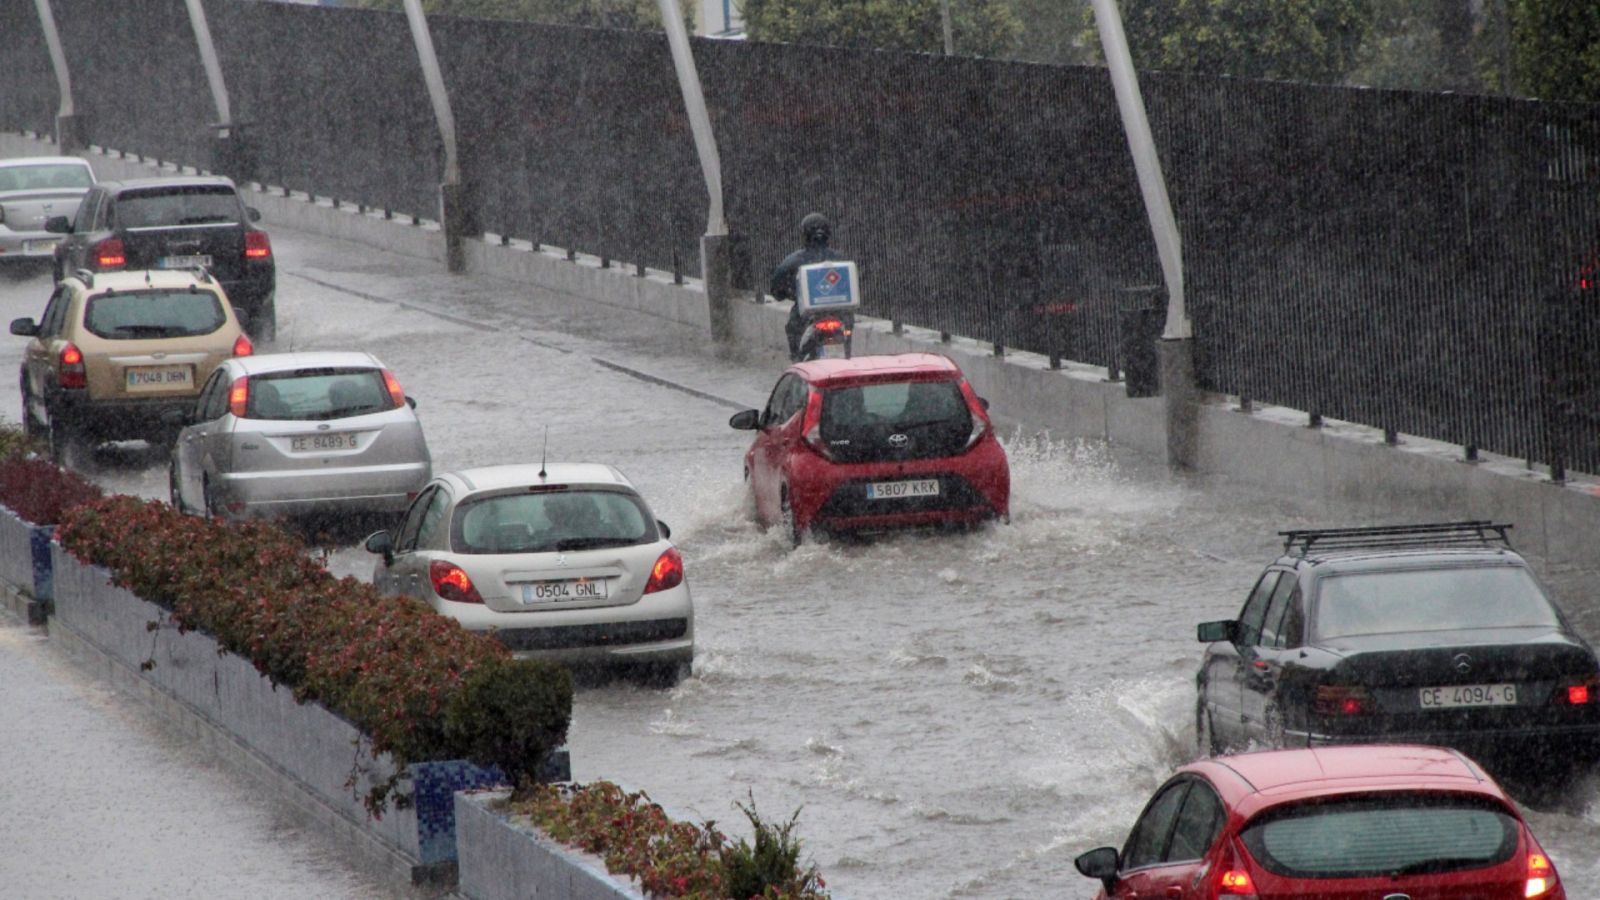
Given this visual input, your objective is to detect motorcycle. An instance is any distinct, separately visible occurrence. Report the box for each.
[796,310,854,361]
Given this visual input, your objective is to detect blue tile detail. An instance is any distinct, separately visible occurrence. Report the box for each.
[29,526,52,602]
[410,759,508,864]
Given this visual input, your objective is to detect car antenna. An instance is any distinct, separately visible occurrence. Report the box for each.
[538,426,549,481]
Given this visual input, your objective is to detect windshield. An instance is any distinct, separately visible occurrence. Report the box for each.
[0,163,92,192]
[1240,794,1517,878]
[84,290,225,339]
[245,368,393,421]
[451,489,657,554]
[1313,566,1561,640]
[116,186,242,228]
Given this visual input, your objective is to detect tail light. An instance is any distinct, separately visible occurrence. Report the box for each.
[1314,685,1375,716]
[92,237,126,269]
[244,230,272,259]
[59,343,86,389]
[958,380,990,450]
[381,369,406,408]
[1217,868,1257,897]
[644,547,684,594]
[799,389,830,459]
[1551,673,1597,706]
[227,376,249,417]
[231,334,254,357]
[429,560,483,604]
[1526,847,1559,897]
[813,317,843,334]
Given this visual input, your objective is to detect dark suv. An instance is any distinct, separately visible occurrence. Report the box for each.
[1195,522,1600,773]
[46,176,276,340]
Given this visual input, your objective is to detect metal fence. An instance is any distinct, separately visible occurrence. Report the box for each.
[1,0,1595,472]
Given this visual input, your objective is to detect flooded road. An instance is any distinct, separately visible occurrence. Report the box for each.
[2,226,1596,898]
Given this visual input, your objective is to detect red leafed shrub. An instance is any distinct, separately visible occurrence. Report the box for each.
[512,782,829,899]
[0,456,103,525]
[56,495,572,813]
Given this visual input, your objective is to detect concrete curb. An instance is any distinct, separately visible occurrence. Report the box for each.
[455,791,644,900]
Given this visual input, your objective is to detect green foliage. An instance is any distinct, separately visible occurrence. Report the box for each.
[741,0,1021,58]
[719,793,827,900]
[1079,0,1377,84]
[1508,0,1600,102]
[56,495,572,814]
[0,419,36,464]
[343,0,666,30]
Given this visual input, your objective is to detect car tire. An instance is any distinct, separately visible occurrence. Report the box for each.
[779,487,802,548]
[202,477,225,520]
[47,414,78,467]
[169,460,187,513]
[1197,699,1221,758]
[634,660,690,689]
[255,299,277,344]
[19,385,42,443]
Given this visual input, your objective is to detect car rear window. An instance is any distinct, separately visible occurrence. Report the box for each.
[0,164,92,191]
[1240,793,1517,878]
[245,368,393,421]
[452,489,657,554]
[819,379,971,458]
[115,186,242,228]
[83,289,225,339]
[1313,566,1561,639]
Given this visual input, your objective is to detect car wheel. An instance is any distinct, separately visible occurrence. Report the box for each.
[169,460,187,513]
[779,488,802,548]
[19,385,42,442]
[1197,699,1221,757]
[47,415,78,467]
[256,299,277,344]
[202,477,225,520]
[633,660,690,688]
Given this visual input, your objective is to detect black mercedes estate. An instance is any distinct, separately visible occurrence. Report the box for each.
[1195,522,1600,772]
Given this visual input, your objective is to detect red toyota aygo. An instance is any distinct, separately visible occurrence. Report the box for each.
[1075,745,1564,899]
[729,353,1009,544]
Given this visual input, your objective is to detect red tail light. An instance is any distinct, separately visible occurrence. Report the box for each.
[1553,674,1597,706]
[799,388,829,459]
[227,376,249,417]
[430,560,483,604]
[93,237,125,269]
[644,547,684,594]
[1526,849,1559,897]
[813,317,843,333]
[244,230,271,259]
[958,379,990,450]
[232,334,254,357]
[381,369,406,408]
[59,343,86,389]
[1217,868,1256,896]
[1315,685,1375,716]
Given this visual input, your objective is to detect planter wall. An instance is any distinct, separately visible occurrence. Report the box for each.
[455,790,644,900]
[0,505,54,623]
[48,543,505,879]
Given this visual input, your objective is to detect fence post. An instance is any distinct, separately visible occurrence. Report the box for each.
[33,0,87,154]
[402,0,473,274]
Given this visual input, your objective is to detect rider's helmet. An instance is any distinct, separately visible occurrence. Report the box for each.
[800,212,831,248]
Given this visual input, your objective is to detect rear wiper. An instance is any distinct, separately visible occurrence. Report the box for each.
[176,215,232,225]
[554,537,633,552]
[110,325,174,337]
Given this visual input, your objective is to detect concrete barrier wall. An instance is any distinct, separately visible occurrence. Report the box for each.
[455,791,643,900]
[4,131,1596,570]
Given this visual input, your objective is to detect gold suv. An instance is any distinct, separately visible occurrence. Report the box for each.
[11,268,253,463]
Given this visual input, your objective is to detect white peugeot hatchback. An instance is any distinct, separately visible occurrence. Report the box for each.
[169,351,432,521]
[364,463,694,684]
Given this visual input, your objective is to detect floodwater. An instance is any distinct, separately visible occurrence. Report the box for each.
[1,225,1596,898]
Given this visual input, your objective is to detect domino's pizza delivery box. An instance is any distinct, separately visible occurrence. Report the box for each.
[796,261,860,315]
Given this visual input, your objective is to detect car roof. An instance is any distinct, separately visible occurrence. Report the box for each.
[791,352,963,385]
[99,175,240,193]
[1187,745,1507,820]
[226,351,384,376]
[1284,547,1526,573]
[0,156,92,170]
[439,463,635,495]
[72,269,222,294]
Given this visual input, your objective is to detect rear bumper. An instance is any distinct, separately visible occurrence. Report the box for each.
[789,438,1009,533]
[441,585,695,667]
[54,392,193,439]
[0,229,61,257]
[217,462,430,516]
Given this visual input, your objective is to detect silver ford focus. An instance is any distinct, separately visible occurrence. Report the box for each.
[364,463,694,684]
[169,351,432,521]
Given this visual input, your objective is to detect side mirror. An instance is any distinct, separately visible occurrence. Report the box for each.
[364,530,394,565]
[729,409,760,430]
[247,207,262,222]
[44,216,70,234]
[1198,619,1240,644]
[1074,846,1120,893]
[9,318,38,337]
[406,395,417,409]
[657,519,671,539]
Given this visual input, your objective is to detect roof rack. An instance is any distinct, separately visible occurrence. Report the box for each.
[1279,521,1514,556]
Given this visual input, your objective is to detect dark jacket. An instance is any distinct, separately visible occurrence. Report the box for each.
[770,243,842,303]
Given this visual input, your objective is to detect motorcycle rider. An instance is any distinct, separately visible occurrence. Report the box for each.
[770,212,845,361]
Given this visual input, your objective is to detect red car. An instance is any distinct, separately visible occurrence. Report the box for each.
[1075,745,1563,899]
[729,353,1008,543]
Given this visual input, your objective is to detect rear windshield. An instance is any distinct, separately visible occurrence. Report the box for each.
[1240,794,1517,878]
[1314,566,1561,640]
[820,379,969,439]
[115,186,242,228]
[452,489,657,554]
[83,290,225,339]
[0,164,92,192]
[245,368,393,421]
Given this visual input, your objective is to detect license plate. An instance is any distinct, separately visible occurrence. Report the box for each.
[865,478,940,500]
[125,365,192,391]
[291,432,359,452]
[157,254,212,269]
[520,579,608,604]
[1419,683,1517,709]
[22,239,57,254]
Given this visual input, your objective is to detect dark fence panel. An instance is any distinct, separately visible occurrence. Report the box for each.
[0,4,57,136]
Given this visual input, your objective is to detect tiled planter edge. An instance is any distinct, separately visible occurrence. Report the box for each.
[455,790,645,900]
[47,543,505,885]
[0,506,53,625]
